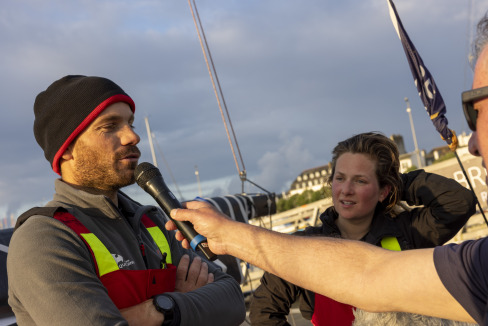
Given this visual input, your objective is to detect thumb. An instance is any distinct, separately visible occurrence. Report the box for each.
[170,208,186,221]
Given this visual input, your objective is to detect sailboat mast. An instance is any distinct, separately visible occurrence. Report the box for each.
[144,116,158,167]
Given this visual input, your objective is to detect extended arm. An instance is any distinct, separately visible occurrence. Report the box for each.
[168,202,475,323]
[250,231,314,325]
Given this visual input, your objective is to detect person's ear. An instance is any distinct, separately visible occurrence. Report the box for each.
[379,185,392,203]
[61,144,74,161]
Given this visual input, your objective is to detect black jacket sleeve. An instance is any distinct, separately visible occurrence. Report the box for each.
[399,169,477,247]
[249,270,314,325]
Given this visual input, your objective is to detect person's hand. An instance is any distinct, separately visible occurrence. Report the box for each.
[165,200,233,255]
[174,254,214,293]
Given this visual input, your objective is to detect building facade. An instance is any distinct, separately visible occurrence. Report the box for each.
[287,132,473,195]
[288,164,331,196]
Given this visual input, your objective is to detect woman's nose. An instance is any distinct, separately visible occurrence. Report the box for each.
[341,181,354,194]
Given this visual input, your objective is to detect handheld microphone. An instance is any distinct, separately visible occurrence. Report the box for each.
[134,162,216,261]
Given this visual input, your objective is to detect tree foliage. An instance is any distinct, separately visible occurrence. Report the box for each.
[433,151,455,164]
[276,187,332,213]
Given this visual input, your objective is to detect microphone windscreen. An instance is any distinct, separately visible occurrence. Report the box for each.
[134,162,161,187]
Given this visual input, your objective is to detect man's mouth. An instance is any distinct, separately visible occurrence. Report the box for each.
[117,147,141,162]
[123,153,140,160]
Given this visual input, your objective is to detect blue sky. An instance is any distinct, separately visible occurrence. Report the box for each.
[1,0,487,220]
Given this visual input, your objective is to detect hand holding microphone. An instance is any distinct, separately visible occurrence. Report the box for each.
[134,162,216,261]
[168,201,234,256]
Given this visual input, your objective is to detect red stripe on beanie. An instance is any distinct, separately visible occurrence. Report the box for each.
[52,94,135,175]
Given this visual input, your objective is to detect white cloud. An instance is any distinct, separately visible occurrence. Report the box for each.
[0,0,481,221]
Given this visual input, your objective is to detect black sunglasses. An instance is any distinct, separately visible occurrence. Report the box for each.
[462,86,488,131]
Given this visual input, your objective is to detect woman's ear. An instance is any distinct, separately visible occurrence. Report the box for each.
[379,185,392,203]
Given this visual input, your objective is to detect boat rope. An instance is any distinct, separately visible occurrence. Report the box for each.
[188,0,246,178]
[153,136,185,201]
[187,0,275,197]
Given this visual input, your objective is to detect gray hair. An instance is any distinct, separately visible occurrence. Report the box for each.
[471,13,488,68]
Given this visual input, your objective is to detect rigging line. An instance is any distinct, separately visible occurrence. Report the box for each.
[188,0,246,176]
[192,0,246,174]
[464,0,475,89]
[245,177,273,195]
[144,116,184,200]
[153,135,185,201]
[454,151,488,226]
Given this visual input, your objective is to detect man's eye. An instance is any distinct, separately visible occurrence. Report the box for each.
[102,124,117,130]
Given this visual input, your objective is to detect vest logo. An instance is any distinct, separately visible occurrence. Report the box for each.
[111,253,135,269]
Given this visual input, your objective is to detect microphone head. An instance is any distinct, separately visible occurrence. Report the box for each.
[134,162,162,188]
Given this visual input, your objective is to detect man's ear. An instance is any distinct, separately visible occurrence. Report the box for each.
[61,144,74,161]
[59,144,75,178]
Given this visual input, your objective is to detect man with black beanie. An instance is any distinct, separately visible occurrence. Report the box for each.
[7,75,245,326]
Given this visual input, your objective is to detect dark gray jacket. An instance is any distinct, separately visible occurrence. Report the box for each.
[8,179,245,326]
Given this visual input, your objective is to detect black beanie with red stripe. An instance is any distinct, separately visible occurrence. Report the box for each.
[33,75,135,175]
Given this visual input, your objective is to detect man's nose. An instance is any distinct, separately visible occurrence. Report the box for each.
[468,132,481,157]
[121,125,140,146]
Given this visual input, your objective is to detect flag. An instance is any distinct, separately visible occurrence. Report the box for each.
[387,0,457,150]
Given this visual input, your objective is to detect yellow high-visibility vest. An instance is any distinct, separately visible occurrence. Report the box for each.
[381,236,401,251]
